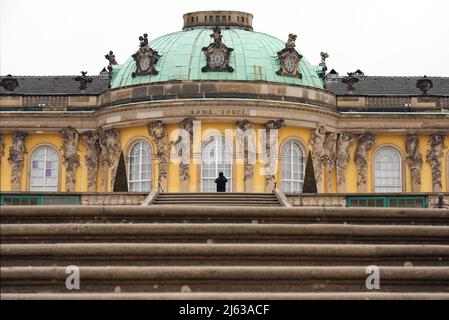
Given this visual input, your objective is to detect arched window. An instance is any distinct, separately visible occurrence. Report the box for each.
[30,146,59,191]
[374,147,402,192]
[281,140,305,193]
[128,140,152,192]
[201,135,232,192]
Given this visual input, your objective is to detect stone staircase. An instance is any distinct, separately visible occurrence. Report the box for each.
[1,206,449,299]
[151,192,282,206]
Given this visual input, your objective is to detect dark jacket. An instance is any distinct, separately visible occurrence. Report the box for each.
[215,176,228,192]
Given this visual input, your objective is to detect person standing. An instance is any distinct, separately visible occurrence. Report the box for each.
[215,172,228,192]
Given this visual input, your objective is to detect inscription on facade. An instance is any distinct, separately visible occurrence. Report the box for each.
[189,108,246,116]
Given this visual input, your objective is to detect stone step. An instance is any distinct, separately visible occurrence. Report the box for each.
[2,206,448,225]
[3,292,449,300]
[2,266,449,293]
[2,243,447,267]
[2,223,448,244]
[157,194,277,198]
[151,201,281,206]
[157,193,276,195]
[153,192,281,206]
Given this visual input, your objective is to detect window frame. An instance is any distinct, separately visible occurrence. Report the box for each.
[127,139,153,192]
[280,139,306,194]
[28,144,60,192]
[373,146,403,193]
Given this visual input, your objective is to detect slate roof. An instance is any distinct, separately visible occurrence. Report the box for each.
[326,76,449,96]
[1,74,449,97]
[0,74,110,95]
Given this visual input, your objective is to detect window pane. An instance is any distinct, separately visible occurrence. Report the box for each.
[30,146,59,192]
[128,141,152,192]
[374,147,402,192]
[281,141,304,193]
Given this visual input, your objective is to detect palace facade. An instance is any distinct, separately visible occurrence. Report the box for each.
[1,10,448,204]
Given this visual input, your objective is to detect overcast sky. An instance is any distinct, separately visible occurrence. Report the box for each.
[1,0,448,77]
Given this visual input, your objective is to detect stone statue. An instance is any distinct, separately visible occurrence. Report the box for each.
[323,132,338,192]
[105,51,118,88]
[0,134,4,164]
[320,52,329,65]
[105,51,118,69]
[426,134,446,192]
[8,132,27,191]
[336,132,355,192]
[285,33,297,49]
[236,120,255,192]
[264,120,284,192]
[354,133,376,192]
[148,121,169,191]
[1,75,19,92]
[60,127,80,192]
[82,130,100,192]
[99,128,121,192]
[416,76,433,95]
[139,33,149,48]
[308,124,327,192]
[175,118,195,191]
[74,71,93,90]
[405,134,423,192]
[211,26,223,45]
[341,73,359,91]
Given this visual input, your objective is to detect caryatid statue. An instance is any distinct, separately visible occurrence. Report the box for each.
[426,134,446,192]
[82,130,101,192]
[148,120,169,192]
[405,134,423,192]
[264,120,284,192]
[236,120,255,192]
[60,127,80,192]
[8,132,27,191]
[354,133,376,192]
[0,134,4,164]
[175,118,195,192]
[336,132,355,192]
[323,131,338,192]
[308,124,327,192]
[98,128,121,192]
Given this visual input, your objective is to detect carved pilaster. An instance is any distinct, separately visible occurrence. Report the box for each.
[336,132,355,193]
[323,132,338,192]
[148,121,169,192]
[82,130,100,192]
[99,128,121,192]
[8,132,27,191]
[60,127,80,192]
[426,134,446,192]
[308,124,327,193]
[405,134,423,192]
[236,120,254,192]
[264,120,284,192]
[354,133,376,192]
[175,118,195,192]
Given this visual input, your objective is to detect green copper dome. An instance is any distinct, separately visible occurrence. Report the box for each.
[110,28,324,89]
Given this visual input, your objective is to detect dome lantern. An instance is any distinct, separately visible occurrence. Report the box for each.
[183,10,253,30]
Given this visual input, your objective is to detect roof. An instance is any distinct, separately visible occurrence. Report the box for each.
[110,28,324,89]
[2,73,448,98]
[326,76,449,96]
[0,75,109,95]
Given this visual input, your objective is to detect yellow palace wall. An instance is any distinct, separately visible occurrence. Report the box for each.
[1,126,448,193]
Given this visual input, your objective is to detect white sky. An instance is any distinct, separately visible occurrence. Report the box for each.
[1,0,448,77]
